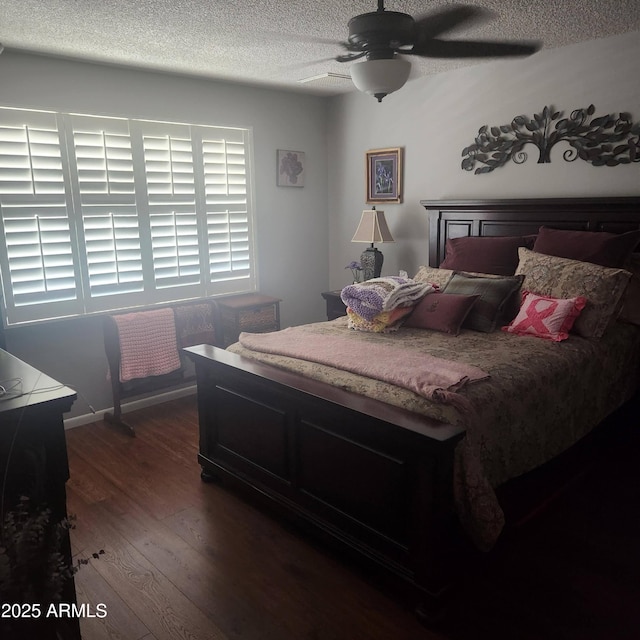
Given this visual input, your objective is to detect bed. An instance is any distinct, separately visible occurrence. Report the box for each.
[185,196,640,622]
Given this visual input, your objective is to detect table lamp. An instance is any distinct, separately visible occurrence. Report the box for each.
[351,207,394,280]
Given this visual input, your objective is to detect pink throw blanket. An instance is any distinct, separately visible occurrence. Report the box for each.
[114,308,182,382]
[239,328,489,413]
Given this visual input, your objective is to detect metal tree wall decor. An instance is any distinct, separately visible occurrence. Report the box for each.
[461,105,640,174]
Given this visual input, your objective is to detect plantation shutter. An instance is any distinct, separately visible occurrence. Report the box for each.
[0,109,83,324]
[202,127,253,284]
[140,121,201,292]
[67,115,144,311]
[0,107,256,326]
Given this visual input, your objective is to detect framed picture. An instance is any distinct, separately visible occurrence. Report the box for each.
[365,147,402,204]
[277,149,305,187]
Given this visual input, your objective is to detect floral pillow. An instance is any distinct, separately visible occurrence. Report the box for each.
[412,266,454,289]
[515,248,632,339]
[502,291,586,341]
[619,253,640,326]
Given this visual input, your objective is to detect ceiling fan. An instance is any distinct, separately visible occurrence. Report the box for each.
[332,2,541,102]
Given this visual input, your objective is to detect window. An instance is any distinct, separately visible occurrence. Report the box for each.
[0,107,256,325]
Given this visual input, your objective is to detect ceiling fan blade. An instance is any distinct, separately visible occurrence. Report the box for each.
[412,4,494,40]
[336,51,367,63]
[409,38,541,58]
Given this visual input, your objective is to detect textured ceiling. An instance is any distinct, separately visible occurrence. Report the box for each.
[1,0,639,96]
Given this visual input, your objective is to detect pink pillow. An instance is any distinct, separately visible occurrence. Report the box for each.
[502,291,586,341]
[404,292,479,335]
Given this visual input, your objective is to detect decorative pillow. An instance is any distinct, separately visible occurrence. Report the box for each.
[463,270,524,323]
[502,291,586,341]
[515,248,631,339]
[442,272,525,333]
[533,226,640,268]
[619,253,640,326]
[439,235,536,276]
[403,292,479,335]
[412,265,454,289]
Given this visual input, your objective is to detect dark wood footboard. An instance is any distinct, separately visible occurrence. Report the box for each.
[185,344,465,618]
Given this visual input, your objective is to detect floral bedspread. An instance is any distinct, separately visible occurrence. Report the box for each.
[228,317,640,550]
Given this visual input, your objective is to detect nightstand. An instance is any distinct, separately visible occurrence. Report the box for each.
[321,290,347,320]
[218,293,281,345]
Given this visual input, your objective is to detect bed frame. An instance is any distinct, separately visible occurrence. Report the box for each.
[185,196,640,622]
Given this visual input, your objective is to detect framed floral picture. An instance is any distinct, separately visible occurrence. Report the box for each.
[365,147,402,204]
[277,150,305,187]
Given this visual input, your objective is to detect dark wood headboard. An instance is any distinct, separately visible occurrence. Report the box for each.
[421,197,640,268]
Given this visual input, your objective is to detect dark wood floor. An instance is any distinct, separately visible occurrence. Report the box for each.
[65,395,640,640]
[65,396,438,640]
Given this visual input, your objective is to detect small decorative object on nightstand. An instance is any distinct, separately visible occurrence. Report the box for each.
[218,293,281,346]
[345,261,363,283]
[321,290,347,321]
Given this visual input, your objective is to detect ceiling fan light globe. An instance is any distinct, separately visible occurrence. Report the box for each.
[350,57,411,102]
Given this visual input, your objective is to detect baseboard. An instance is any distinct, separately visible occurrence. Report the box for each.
[64,385,197,430]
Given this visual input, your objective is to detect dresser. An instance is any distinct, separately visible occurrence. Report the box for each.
[0,350,79,639]
[217,293,281,346]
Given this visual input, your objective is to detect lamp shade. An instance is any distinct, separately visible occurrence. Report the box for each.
[351,209,394,244]
[350,57,411,102]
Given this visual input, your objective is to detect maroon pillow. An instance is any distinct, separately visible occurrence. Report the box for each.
[533,226,640,268]
[404,292,479,335]
[440,235,536,276]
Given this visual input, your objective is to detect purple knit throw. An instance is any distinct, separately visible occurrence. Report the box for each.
[340,277,433,321]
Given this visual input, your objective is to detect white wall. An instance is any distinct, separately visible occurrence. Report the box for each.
[0,52,329,417]
[326,30,640,290]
